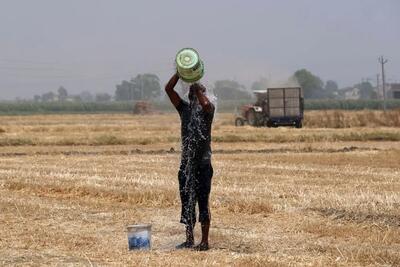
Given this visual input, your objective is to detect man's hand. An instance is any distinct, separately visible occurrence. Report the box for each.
[192,83,214,113]
[165,73,181,108]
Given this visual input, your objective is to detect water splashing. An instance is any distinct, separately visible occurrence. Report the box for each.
[178,80,215,227]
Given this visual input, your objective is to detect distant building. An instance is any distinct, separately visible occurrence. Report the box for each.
[343,87,361,100]
[387,83,400,99]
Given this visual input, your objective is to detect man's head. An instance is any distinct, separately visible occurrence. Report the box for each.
[189,83,206,102]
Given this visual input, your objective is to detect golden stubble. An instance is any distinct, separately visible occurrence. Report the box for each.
[0,112,399,266]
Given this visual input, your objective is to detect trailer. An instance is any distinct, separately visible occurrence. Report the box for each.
[235,87,304,128]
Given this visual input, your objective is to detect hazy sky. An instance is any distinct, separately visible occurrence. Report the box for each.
[0,0,399,100]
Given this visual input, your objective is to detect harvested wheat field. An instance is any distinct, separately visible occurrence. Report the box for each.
[0,112,399,266]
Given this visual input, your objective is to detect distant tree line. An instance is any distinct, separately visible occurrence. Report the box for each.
[33,86,112,103]
[27,69,379,103]
[2,99,400,115]
[190,69,378,101]
[292,69,377,100]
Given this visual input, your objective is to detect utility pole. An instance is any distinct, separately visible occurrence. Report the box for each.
[139,74,143,100]
[378,56,388,111]
[376,74,380,99]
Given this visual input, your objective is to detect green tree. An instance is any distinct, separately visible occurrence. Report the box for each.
[131,74,161,100]
[115,80,132,101]
[214,80,251,100]
[79,91,94,102]
[325,80,338,92]
[251,78,269,91]
[324,80,339,99]
[33,95,41,102]
[293,69,324,98]
[95,93,112,102]
[41,91,56,102]
[354,81,376,99]
[57,86,68,101]
[115,73,161,101]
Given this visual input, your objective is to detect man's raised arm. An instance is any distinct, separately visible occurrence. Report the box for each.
[193,84,214,114]
[165,73,181,108]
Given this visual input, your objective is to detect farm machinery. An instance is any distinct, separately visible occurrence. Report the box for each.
[133,101,154,115]
[235,87,304,128]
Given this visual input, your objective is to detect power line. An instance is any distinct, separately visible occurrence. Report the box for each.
[0,58,59,65]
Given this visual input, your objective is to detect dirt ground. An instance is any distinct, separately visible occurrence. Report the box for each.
[0,113,399,266]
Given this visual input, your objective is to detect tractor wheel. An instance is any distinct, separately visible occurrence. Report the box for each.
[235,117,245,126]
[295,120,303,128]
[247,109,258,126]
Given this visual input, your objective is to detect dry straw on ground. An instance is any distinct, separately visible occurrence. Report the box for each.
[0,112,399,266]
[304,109,400,128]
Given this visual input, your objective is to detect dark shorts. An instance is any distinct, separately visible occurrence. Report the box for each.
[178,163,213,226]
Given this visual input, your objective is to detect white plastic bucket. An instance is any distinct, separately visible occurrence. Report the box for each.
[127,224,152,250]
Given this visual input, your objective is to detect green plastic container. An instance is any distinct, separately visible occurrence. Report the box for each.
[175,48,204,83]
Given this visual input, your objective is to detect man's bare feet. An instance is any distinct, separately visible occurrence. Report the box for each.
[175,241,194,249]
[193,242,209,251]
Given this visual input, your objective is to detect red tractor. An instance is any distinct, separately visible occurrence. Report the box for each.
[235,87,304,128]
[235,104,263,126]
